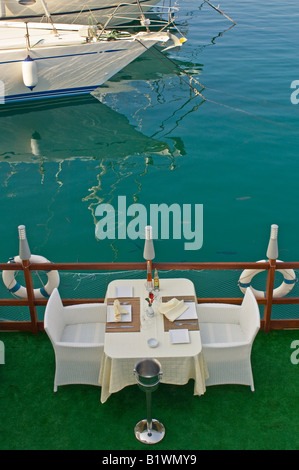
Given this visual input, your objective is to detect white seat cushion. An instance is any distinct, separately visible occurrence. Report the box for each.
[200,322,246,345]
[61,322,105,344]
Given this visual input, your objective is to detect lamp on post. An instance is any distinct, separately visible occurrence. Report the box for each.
[17,225,38,333]
[18,224,31,261]
[143,225,155,291]
[264,224,278,333]
[266,224,278,260]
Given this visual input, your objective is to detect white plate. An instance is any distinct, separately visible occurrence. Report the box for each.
[107,305,132,323]
[169,329,190,344]
[177,302,197,320]
[147,338,159,348]
[115,285,133,297]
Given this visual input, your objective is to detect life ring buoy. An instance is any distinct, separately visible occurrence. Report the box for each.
[238,259,297,299]
[2,254,60,299]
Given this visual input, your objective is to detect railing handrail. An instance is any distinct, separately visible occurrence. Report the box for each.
[0,260,272,271]
[3,260,299,270]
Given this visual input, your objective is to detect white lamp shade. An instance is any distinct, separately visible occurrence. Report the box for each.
[266,224,278,260]
[18,225,31,260]
[143,225,155,260]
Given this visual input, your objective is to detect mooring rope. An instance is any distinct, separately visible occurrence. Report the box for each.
[203,0,237,25]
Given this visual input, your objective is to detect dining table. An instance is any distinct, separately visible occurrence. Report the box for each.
[98,278,208,403]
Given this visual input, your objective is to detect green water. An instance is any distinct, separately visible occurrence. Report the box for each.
[1,0,299,264]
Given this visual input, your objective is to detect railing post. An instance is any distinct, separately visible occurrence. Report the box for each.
[264,224,279,332]
[264,259,276,332]
[18,225,38,334]
[22,259,38,334]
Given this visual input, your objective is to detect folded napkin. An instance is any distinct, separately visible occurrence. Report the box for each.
[158,298,188,322]
[113,299,129,322]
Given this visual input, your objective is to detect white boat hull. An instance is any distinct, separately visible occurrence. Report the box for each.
[0,24,168,103]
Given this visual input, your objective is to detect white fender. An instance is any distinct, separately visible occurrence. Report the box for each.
[2,254,60,299]
[239,259,297,298]
[22,55,38,90]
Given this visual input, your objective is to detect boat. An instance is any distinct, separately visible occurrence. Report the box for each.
[1,0,162,27]
[0,1,186,103]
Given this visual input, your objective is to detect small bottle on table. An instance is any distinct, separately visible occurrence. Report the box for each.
[154,269,159,291]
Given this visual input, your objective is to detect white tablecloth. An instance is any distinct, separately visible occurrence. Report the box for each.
[99,278,208,403]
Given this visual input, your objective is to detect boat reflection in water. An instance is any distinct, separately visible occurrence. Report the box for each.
[0,46,205,259]
[0,94,178,163]
[0,45,205,164]
[0,90,187,234]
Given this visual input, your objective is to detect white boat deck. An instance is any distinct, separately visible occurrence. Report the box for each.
[0,22,91,51]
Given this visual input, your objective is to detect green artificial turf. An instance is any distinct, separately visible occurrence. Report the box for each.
[0,329,298,450]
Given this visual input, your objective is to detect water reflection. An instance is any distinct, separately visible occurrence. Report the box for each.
[0,79,198,257]
[0,48,206,191]
[0,94,177,164]
[0,39,209,261]
[0,14,237,262]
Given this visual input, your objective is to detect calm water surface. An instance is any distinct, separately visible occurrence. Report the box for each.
[1,0,299,264]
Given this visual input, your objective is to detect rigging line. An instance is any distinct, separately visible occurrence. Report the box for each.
[201,93,299,129]
[192,90,296,129]
[200,81,290,110]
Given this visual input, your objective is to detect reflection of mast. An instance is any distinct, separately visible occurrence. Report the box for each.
[30,131,46,184]
[85,160,137,262]
[82,161,107,227]
[1,162,18,190]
